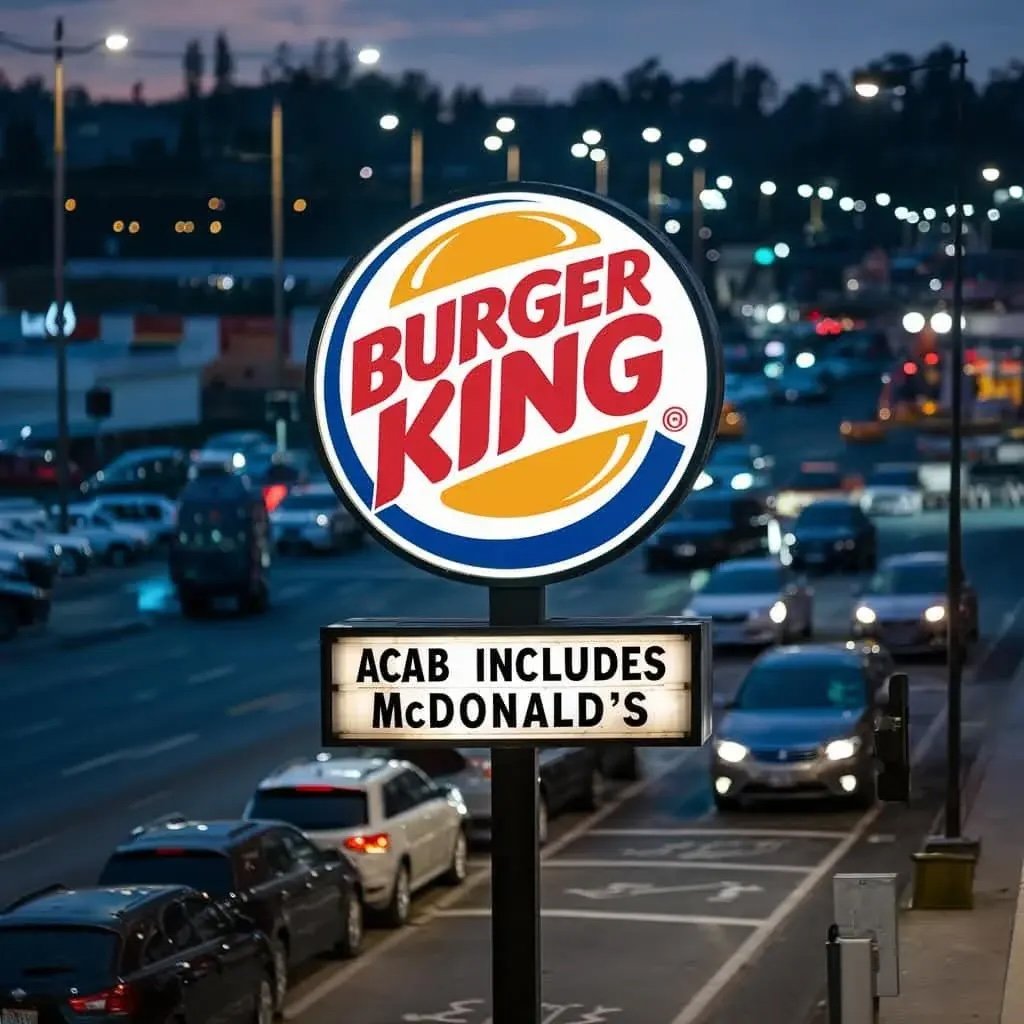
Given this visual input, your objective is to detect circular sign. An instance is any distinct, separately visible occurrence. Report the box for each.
[308,183,722,586]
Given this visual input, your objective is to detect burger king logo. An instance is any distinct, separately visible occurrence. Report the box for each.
[309,184,722,585]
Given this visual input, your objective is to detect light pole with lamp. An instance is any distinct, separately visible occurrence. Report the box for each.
[641,126,662,227]
[0,23,128,531]
[380,113,423,207]
[855,51,976,898]
[571,130,607,195]
[688,137,707,267]
[495,116,519,181]
[759,180,777,225]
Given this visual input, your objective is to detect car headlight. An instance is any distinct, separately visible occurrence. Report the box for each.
[731,472,754,491]
[825,737,860,761]
[715,739,749,764]
[784,532,796,546]
[924,604,946,623]
[768,600,788,624]
[315,513,329,527]
[855,605,877,625]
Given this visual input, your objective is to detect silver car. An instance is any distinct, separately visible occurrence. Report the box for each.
[684,557,814,646]
[271,483,362,553]
[851,551,978,653]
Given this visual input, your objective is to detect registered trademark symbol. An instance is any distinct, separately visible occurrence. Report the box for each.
[662,407,687,432]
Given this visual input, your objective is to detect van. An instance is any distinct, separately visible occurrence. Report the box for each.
[170,471,271,617]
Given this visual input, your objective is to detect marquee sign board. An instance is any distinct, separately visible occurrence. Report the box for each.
[320,617,710,747]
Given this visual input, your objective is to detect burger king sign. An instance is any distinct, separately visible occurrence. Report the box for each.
[309,183,722,586]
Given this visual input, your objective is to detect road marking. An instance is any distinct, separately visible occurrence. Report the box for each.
[282,747,701,1019]
[7,718,62,739]
[294,638,319,653]
[0,835,54,863]
[589,828,849,840]
[227,691,304,716]
[436,907,763,928]
[62,732,198,777]
[565,880,764,903]
[667,696,951,1024]
[187,665,236,686]
[545,858,811,875]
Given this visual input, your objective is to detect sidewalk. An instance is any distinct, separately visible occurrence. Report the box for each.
[881,665,1024,1024]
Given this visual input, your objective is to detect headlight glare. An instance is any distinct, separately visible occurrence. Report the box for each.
[855,605,877,625]
[768,600,788,624]
[924,604,946,623]
[715,739,749,764]
[825,737,860,761]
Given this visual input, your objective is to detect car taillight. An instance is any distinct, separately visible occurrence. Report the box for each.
[343,832,391,854]
[68,982,137,1015]
[468,757,492,779]
[263,484,289,511]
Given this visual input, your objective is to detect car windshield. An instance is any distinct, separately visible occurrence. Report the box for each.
[797,504,855,527]
[787,471,842,491]
[868,562,946,594]
[671,499,733,522]
[735,662,866,710]
[0,927,119,978]
[701,566,783,595]
[249,788,369,830]
[99,850,234,897]
[868,469,918,487]
[280,494,334,512]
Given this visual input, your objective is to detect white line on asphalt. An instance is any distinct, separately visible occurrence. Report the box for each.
[588,828,849,840]
[186,665,236,686]
[282,747,702,1020]
[544,859,812,875]
[62,751,127,777]
[7,718,62,739]
[666,697,951,1024]
[294,638,319,653]
[436,907,764,928]
[61,733,198,777]
[135,733,198,757]
[0,835,54,863]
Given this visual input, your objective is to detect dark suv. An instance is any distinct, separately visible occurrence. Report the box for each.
[0,884,273,1024]
[99,817,363,1010]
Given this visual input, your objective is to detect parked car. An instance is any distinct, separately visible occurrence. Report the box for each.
[0,516,92,577]
[859,463,925,517]
[710,643,894,810]
[684,557,813,646]
[244,755,468,927]
[0,884,275,1024]
[644,493,775,571]
[0,531,56,589]
[271,482,363,554]
[87,493,179,545]
[787,499,877,573]
[0,445,83,495]
[851,551,978,654]
[775,461,862,519]
[0,559,50,640]
[65,507,148,566]
[99,817,364,1010]
[79,446,190,499]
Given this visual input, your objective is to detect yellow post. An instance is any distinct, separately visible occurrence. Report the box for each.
[595,157,609,196]
[506,143,521,183]
[410,129,424,207]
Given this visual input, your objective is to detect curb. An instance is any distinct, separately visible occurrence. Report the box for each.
[56,617,153,650]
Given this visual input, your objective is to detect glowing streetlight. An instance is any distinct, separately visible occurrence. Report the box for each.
[379,113,399,131]
[760,180,777,196]
[570,142,589,158]
[1010,185,1024,200]
[688,137,707,154]
[773,242,791,258]
[484,135,503,152]
[357,47,381,65]
[981,166,1000,183]
[924,207,937,220]
[853,80,881,99]
[875,192,891,206]
[931,311,953,334]
[797,183,814,199]
[104,32,129,52]
[839,196,855,211]
[988,208,1000,222]
[589,147,607,163]
[496,116,516,134]
[716,174,733,190]
[664,219,681,234]
[641,126,662,143]
[581,129,602,146]
[817,185,834,200]
[902,311,926,333]
[666,151,684,167]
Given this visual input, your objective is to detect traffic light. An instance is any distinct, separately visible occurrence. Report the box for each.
[754,246,775,266]
[875,672,910,802]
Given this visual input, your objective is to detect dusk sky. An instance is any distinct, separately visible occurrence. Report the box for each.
[0,0,1021,100]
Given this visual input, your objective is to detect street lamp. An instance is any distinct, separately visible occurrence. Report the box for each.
[981,166,1000,183]
[0,22,130,530]
[875,192,892,207]
[758,180,777,224]
[380,113,423,206]
[687,139,708,268]
[493,117,520,181]
[356,46,381,65]
[581,128,602,146]
[589,147,609,196]
[854,51,973,869]
[641,128,662,227]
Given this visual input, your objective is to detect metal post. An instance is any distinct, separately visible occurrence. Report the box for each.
[53,17,70,533]
[826,924,843,1024]
[595,156,608,196]
[648,158,662,227]
[810,194,824,235]
[945,51,968,840]
[271,97,286,392]
[410,129,424,207]
[506,143,520,183]
[489,586,545,1024]
[691,165,705,266]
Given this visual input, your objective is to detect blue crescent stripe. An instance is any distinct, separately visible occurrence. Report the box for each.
[317,195,685,573]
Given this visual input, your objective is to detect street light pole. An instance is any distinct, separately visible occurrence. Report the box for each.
[647,158,662,228]
[271,97,286,421]
[506,143,520,183]
[410,129,424,207]
[691,165,705,267]
[53,16,70,533]
[945,49,968,841]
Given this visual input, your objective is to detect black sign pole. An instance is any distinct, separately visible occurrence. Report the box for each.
[489,585,545,1024]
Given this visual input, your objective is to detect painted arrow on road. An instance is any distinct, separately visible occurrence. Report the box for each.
[565,880,764,903]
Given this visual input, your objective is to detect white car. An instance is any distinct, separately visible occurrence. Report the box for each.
[65,506,148,566]
[860,463,924,516]
[244,755,468,927]
[84,494,178,546]
[683,557,814,646]
[0,518,93,577]
[271,484,362,553]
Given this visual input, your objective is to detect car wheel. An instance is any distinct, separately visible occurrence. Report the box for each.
[443,829,469,885]
[537,793,550,846]
[254,975,275,1024]
[335,893,364,958]
[0,600,18,641]
[578,767,606,811]
[270,938,288,1012]
[382,863,411,928]
[108,545,129,568]
[713,792,741,813]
